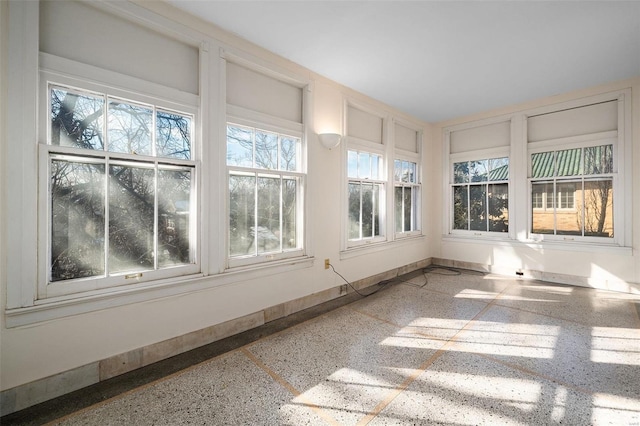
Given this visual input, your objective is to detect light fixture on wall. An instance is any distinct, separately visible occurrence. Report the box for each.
[318,133,341,150]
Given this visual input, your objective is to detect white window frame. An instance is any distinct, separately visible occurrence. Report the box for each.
[225,117,307,269]
[448,147,511,238]
[38,73,201,299]
[392,118,422,239]
[4,0,221,326]
[222,53,310,270]
[346,144,387,247]
[528,134,618,244]
[343,100,388,249]
[393,154,421,238]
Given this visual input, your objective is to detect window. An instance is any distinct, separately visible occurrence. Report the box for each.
[530,144,614,238]
[394,159,419,234]
[45,84,198,296]
[452,157,509,233]
[347,150,384,242]
[226,124,304,264]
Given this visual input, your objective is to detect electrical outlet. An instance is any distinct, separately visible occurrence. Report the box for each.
[340,284,348,295]
[324,259,330,269]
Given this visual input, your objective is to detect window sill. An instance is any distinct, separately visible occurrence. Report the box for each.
[442,235,632,255]
[5,257,314,328]
[340,234,425,260]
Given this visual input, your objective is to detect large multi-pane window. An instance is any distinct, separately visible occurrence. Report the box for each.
[47,84,197,288]
[394,159,419,233]
[452,157,509,233]
[530,144,614,238]
[226,124,303,262]
[347,150,384,241]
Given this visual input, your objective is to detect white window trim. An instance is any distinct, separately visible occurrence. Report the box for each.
[447,146,512,239]
[4,0,222,324]
[392,117,423,239]
[393,155,422,239]
[527,134,619,245]
[525,90,632,250]
[342,99,390,250]
[222,53,312,270]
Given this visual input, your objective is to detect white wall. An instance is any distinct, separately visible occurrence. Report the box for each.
[431,77,640,292]
[0,1,429,393]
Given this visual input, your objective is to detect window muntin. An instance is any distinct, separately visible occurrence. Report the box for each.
[530,144,614,238]
[47,84,196,288]
[226,124,303,262]
[452,157,509,233]
[347,149,385,242]
[394,160,419,234]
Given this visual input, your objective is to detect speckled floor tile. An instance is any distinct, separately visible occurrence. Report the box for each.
[418,268,516,300]
[13,273,639,426]
[370,351,604,426]
[454,304,640,401]
[245,307,443,425]
[349,283,490,340]
[496,282,640,328]
[54,350,327,426]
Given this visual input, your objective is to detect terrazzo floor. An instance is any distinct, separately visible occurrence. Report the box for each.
[12,269,640,425]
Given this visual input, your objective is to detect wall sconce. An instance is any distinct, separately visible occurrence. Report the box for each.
[318,133,341,150]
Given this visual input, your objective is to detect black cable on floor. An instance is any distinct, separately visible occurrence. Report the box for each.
[329,264,484,296]
[329,264,393,297]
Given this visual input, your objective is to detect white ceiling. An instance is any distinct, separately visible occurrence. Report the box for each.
[168,1,640,123]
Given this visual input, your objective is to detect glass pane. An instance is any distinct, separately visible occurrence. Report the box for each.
[394,160,403,182]
[109,165,155,273]
[51,88,104,149]
[280,136,298,172]
[108,101,153,155]
[488,157,509,181]
[395,186,403,233]
[358,152,371,179]
[257,176,280,254]
[583,179,613,237]
[396,160,416,183]
[403,186,413,232]
[584,145,613,175]
[453,186,468,230]
[255,131,278,170]
[488,183,508,232]
[532,184,544,209]
[362,183,373,238]
[453,161,468,184]
[469,185,487,231]
[407,161,417,183]
[348,182,361,239]
[556,148,582,177]
[531,152,554,178]
[157,169,191,267]
[556,181,580,235]
[557,182,576,209]
[229,174,256,256]
[348,151,358,178]
[371,154,380,179]
[470,160,489,182]
[282,178,297,249]
[532,182,554,234]
[373,183,381,236]
[156,111,191,159]
[50,159,105,281]
[227,125,253,167]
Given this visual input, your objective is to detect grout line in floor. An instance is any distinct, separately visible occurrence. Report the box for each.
[43,349,243,426]
[240,348,341,426]
[355,282,515,425]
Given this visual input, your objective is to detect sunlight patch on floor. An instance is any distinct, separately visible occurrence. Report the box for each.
[590,326,640,366]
